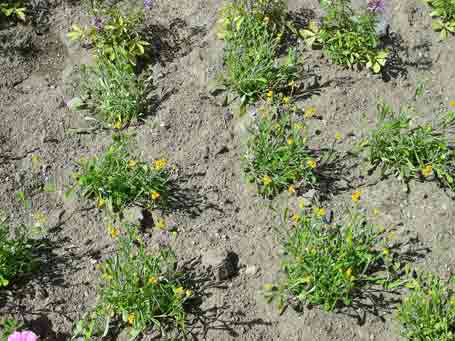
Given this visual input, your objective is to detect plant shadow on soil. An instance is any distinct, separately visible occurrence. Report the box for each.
[181,258,273,340]
[303,150,359,202]
[0,235,91,340]
[140,19,207,70]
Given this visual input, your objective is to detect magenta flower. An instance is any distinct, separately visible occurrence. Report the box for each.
[367,0,385,13]
[8,331,38,341]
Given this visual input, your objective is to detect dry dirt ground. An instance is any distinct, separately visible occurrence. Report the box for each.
[1,0,455,340]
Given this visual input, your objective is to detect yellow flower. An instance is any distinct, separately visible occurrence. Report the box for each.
[266,90,273,99]
[175,287,185,297]
[127,160,138,169]
[335,132,342,141]
[307,160,317,169]
[156,218,166,230]
[282,96,290,104]
[383,248,390,256]
[287,138,294,145]
[148,276,159,285]
[450,100,455,108]
[154,159,167,171]
[291,214,301,223]
[304,106,316,118]
[97,197,106,209]
[421,164,433,177]
[109,225,119,239]
[314,207,326,218]
[288,185,296,194]
[263,175,272,186]
[185,289,193,297]
[351,191,362,203]
[127,313,135,325]
[150,191,161,201]
[113,120,122,130]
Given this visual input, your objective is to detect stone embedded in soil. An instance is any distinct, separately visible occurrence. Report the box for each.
[202,249,239,281]
[245,265,259,276]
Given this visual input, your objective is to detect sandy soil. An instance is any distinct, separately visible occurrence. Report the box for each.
[1,0,455,340]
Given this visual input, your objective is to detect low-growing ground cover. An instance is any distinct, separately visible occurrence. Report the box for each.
[1,0,455,340]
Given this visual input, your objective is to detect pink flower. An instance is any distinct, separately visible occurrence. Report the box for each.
[8,331,38,341]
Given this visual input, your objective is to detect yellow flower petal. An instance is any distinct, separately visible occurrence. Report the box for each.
[351,191,362,203]
[151,191,161,201]
[307,160,317,169]
[421,164,433,177]
[263,175,272,186]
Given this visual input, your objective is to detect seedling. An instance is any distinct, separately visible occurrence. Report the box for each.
[242,108,318,197]
[267,206,403,312]
[79,55,145,127]
[68,1,149,64]
[425,0,455,40]
[397,272,455,340]
[300,0,388,73]
[73,225,191,340]
[72,135,172,213]
[365,103,455,192]
[0,221,36,287]
[219,0,299,105]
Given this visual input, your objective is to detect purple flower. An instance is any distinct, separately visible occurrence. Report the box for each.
[144,0,153,10]
[91,16,104,31]
[367,0,385,13]
[156,230,170,247]
[8,331,38,341]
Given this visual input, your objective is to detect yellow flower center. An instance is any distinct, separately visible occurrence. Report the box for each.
[307,160,317,169]
[151,191,161,201]
[154,159,167,171]
[263,175,272,186]
[148,276,159,285]
[421,164,433,177]
[155,218,166,230]
[351,191,362,203]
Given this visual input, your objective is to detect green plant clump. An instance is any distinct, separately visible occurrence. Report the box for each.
[0,222,35,287]
[73,225,191,340]
[73,135,171,213]
[80,55,145,127]
[301,0,388,73]
[425,0,455,40]
[0,1,25,22]
[68,1,149,64]
[366,103,455,192]
[269,207,402,311]
[397,272,455,341]
[242,108,318,197]
[219,0,299,105]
